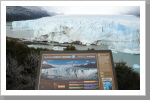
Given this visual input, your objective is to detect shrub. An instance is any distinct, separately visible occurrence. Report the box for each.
[6,38,51,89]
[6,39,31,65]
[87,48,95,50]
[6,39,51,65]
[6,53,39,90]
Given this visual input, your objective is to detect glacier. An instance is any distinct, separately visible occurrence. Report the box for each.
[12,15,140,54]
[42,68,98,80]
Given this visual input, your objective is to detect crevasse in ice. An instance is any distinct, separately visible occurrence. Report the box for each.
[12,15,140,54]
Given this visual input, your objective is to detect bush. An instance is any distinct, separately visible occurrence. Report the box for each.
[6,39,51,65]
[87,48,95,50]
[30,47,52,55]
[6,38,51,89]
[6,39,31,65]
[115,61,140,90]
[6,53,39,90]
[63,45,77,50]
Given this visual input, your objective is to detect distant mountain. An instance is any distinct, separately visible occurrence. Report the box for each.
[74,63,97,68]
[42,61,50,65]
[42,61,55,69]
[6,6,55,21]
[42,61,97,69]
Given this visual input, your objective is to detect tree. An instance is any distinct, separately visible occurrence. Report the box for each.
[115,61,140,90]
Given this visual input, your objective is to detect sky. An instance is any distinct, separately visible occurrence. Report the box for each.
[41,6,140,16]
[43,59,96,66]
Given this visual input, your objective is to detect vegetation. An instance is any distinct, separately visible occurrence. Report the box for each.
[115,60,140,90]
[6,37,51,90]
[6,37,51,64]
[6,53,39,90]
[87,48,95,50]
[63,44,77,51]
[6,37,140,90]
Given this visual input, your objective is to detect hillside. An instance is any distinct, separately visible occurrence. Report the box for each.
[6,6,51,21]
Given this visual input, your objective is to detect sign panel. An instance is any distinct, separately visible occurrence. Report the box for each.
[36,50,118,90]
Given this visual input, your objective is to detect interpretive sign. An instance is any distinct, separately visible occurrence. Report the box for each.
[36,50,118,90]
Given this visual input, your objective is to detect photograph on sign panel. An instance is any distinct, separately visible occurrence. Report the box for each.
[40,59,98,80]
[102,78,112,90]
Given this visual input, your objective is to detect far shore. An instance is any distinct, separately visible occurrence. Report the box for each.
[6,36,87,47]
[6,21,13,26]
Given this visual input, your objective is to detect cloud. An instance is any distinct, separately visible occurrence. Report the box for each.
[70,61,74,63]
[78,64,82,66]
[42,6,140,16]
[91,62,96,64]
[119,6,140,17]
[84,63,88,65]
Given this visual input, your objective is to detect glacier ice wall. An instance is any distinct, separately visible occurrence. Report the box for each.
[12,15,140,54]
[42,68,98,80]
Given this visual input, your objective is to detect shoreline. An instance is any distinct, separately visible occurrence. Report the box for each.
[6,36,140,55]
[6,36,140,73]
[6,36,50,45]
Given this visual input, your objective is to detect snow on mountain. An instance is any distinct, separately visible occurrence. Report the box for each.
[42,60,96,68]
[51,64,74,68]
[6,6,51,21]
[42,61,50,65]
[42,61,55,69]
[42,68,98,80]
[42,61,75,68]
[12,15,140,54]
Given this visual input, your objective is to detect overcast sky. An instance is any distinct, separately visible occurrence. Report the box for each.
[42,6,140,16]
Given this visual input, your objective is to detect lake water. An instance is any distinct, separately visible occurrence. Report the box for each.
[7,22,34,38]
[6,21,140,73]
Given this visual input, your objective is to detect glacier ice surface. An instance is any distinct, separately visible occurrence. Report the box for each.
[12,15,140,54]
[42,68,98,80]
[133,64,140,68]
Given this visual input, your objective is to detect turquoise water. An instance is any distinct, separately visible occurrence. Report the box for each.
[112,52,140,73]
[112,52,140,67]
[27,43,140,73]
